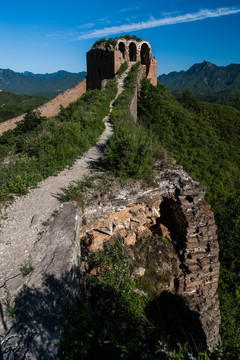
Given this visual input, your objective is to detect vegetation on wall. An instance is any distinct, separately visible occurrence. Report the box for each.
[59,235,209,360]
[138,79,240,359]
[100,63,161,180]
[93,34,142,48]
[117,61,128,76]
[0,79,117,201]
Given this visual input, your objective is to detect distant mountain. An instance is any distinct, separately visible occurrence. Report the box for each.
[158,61,240,93]
[158,61,240,110]
[0,69,87,98]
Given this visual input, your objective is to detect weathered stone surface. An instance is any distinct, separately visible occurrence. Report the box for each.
[0,165,221,357]
[78,166,221,351]
[87,38,157,90]
[0,202,81,359]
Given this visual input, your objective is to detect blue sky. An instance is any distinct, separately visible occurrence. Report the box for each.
[1,0,240,75]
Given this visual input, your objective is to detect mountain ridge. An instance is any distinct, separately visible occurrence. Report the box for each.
[158,61,240,110]
[0,68,87,98]
[158,61,240,92]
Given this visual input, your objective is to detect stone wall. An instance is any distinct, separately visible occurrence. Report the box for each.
[78,165,221,351]
[0,166,221,358]
[87,38,157,90]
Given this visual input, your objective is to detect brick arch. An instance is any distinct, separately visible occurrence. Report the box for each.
[141,43,150,65]
[129,42,137,61]
[118,41,125,59]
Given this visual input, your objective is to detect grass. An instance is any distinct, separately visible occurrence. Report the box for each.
[0,79,117,202]
[117,62,128,76]
[0,91,49,123]
[100,62,162,181]
[19,262,34,277]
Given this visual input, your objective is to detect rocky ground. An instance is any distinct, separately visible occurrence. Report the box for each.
[0,67,131,359]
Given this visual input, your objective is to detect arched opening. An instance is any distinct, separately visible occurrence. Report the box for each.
[141,43,150,65]
[129,42,137,61]
[98,67,101,78]
[118,42,125,59]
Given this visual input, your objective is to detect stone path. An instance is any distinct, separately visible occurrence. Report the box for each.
[0,67,130,302]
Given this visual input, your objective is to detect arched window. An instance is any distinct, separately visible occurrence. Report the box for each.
[118,42,125,59]
[129,42,137,61]
[141,43,150,65]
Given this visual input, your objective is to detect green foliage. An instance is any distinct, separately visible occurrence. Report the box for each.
[4,293,17,320]
[59,236,211,359]
[59,236,149,360]
[14,109,47,134]
[19,262,34,277]
[122,34,142,42]
[156,342,208,359]
[157,61,240,111]
[101,63,161,181]
[0,91,48,123]
[93,35,142,48]
[0,69,86,98]
[0,79,117,201]
[93,38,107,46]
[117,61,128,76]
[138,78,240,357]
[216,195,240,359]
[134,236,177,300]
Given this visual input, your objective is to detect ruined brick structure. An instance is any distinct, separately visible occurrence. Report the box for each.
[80,165,221,351]
[0,165,221,357]
[87,38,157,89]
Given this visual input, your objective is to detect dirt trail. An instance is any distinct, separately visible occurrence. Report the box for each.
[0,68,130,295]
[0,78,87,136]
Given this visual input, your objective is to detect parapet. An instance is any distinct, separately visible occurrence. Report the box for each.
[87,37,158,89]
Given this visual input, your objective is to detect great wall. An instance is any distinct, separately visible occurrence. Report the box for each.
[0,38,221,359]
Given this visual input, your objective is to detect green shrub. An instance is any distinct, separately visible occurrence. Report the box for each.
[19,262,34,277]
[0,79,117,201]
[117,61,128,76]
[101,63,162,180]
[59,236,211,360]
[138,78,240,358]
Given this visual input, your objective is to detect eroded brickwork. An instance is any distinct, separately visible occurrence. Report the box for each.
[79,166,221,351]
[87,38,157,89]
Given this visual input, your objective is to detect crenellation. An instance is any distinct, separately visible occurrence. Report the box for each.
[87,37,157,89]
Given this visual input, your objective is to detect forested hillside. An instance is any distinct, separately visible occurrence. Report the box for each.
[0,91,48,122]
[0,69,86,98]
[138,80,240,359]
[158,61,240,110]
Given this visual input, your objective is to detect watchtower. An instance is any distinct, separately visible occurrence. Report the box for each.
[87,37,157,90]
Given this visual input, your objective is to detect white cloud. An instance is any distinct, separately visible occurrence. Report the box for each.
[76,7,240,40]
[77,23,95,29]
[118,6,141,13]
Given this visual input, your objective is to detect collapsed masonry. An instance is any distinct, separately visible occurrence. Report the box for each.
[87,38,157,89]
[0,165,221,358]
[80,165,221,351]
